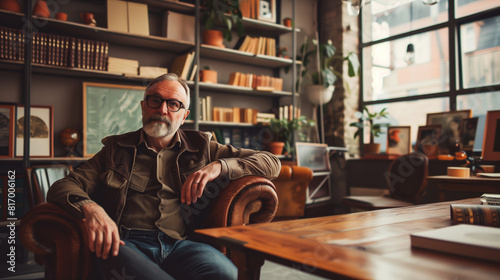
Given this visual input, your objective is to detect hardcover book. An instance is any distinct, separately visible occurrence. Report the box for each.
[411,224,500,262]
[450,204,500,227]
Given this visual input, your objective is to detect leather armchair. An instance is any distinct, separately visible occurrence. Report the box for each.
[19,176,278,280]
[272,165,313,220]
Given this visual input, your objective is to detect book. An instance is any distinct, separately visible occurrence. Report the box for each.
[410,224,500,262]
[481,194,500,205]
[450,204,500,227]
[170,51,194,80]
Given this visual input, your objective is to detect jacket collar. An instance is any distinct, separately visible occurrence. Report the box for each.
[116,128,198,153]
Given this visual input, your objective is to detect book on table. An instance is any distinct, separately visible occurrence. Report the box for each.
[450,204,500,227]
[410,224,500,262]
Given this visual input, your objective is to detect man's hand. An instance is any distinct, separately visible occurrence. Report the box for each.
[81,202,125,259]
[181,161,222,205]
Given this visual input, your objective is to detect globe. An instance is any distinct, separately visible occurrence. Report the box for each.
[60,128,81,148]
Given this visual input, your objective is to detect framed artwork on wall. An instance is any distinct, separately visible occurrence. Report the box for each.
[387,126,411,155]
[258,0,276,22]
[459,117,478,152]
[0,104,16,158]
[482,110,500,161]
[416,125,441,159]
[15,105,53,158]
[426,110,472,154]
[83,82,146,157]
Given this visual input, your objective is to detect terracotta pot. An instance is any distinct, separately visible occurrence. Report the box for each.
[81,12,96,26]
[0,0,22,13]
[55,12,67,21]
[363,143,380,155]
[201,69,217,84]
[267,142,285,155]
[33,0,50,18]
[283,18,292,27]
[202,30,225,48]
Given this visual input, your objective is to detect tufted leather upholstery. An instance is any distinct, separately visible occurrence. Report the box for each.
[19,175,278,280]
[272,165,313,220]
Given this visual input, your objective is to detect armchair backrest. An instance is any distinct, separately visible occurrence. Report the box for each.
[385,153,428,203]
[26,164,72,207]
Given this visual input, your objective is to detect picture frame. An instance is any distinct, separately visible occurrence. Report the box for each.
[459,117,479,151]
[258,0,276,23]
[0,104,16,158]
[416,125,441,159]
[15,105,53,158]
[426,110,472,154]
[387,126,411,155]
[83,82,146,157]
[482,110,500,161]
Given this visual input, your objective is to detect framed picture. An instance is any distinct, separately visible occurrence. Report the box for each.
[416,125,441,159]
[387,126,411,155]
[426,110,472,154]
[258,0,276,22]
[0,104,16,158]
[459,117,479,151]
[15,105,53,158]
[482,110,500,161]
[83,82,146,157]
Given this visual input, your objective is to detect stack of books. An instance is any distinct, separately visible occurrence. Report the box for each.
[234,35,276,56]
[228,72,282,91]
[139,66,168,78]
[108,57,139,76]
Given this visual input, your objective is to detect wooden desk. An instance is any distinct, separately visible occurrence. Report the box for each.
[195,198,500,280]
[427,175,500,201]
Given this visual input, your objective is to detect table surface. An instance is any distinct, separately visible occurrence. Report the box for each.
[427,174,500,182]
[195,198,500,280]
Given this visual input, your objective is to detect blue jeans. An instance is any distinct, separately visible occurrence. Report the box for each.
[94,228,237,280]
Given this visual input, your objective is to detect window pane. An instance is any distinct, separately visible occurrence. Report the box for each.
[457,91,500,152]
[361,0,448,43]
[365,98,449,153]
[460,15,500,89]
[363,29,449,102]
[456,0,500,18]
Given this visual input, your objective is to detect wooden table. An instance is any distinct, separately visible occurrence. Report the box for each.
[427,175,500,201]
[195,198,500,280]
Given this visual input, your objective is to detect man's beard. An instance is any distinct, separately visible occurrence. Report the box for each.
[143,115,176,138]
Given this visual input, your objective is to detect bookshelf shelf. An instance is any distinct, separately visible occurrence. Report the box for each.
[197,82,292,97]
[201,44,295,68]
[198,121,256,127]
[241,17,295,36]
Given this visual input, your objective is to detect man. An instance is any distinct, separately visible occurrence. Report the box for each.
[47,73,281,280]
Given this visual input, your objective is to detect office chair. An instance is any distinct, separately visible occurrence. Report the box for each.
[343,152,429,211]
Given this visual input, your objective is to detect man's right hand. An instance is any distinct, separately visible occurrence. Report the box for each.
[81,202,125,259]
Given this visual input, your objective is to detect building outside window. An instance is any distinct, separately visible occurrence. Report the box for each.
[359,0,500,154]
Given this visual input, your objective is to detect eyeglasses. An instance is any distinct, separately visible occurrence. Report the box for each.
[145,95,185,112]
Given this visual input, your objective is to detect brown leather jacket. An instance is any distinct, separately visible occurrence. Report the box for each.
[47,129,280,234]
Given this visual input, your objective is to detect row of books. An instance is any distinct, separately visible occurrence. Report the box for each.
[234,35,277,56]
[0,26,109,71]
[107,57,168,78]
[228,72,283,91]
[278,105,302,122]
[239,0,263,20]
[211,127,262,150]
[170,51,197,81]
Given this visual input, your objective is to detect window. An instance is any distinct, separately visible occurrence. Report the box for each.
[360,0,500,153]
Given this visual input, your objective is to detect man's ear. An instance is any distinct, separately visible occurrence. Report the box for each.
[182,110,190,124]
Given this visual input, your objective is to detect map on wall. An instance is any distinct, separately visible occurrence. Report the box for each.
[83,83,145,157]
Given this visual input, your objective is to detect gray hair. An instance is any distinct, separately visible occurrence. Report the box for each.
[145,73,191,109]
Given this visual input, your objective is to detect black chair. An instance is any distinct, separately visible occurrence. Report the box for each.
[343,153,429,211]
[26,164,72,208]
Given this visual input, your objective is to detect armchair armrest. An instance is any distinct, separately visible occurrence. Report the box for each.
[202,175,278,229]
[19,202,92,280]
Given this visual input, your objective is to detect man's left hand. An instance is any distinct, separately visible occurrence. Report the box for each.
[181,161,222,205]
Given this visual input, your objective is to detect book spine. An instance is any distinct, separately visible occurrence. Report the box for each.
[450,204,500,227]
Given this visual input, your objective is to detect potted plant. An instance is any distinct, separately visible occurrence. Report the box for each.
[200,66,217,83]
[349,106,390,154]
[268,116,316,155]
[299,38,360,105]
[201,0,244,47]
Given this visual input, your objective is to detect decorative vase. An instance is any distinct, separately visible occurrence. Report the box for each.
[363,143,380,155]
[267,142,285,155]
[81,12,96,26]
[306,85,335,105]
[0,0,22,13]
[202,30,225,48]
[33,0,50,18]
[283,18,292,27]
[200,69,217,83]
